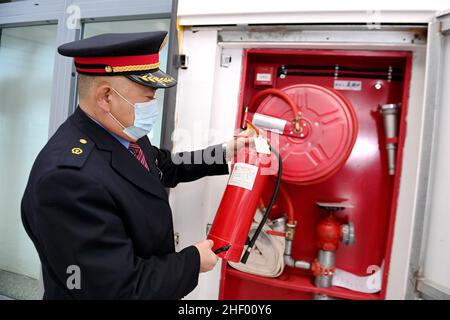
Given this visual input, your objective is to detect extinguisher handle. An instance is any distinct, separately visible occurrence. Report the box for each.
[214,244,231,255]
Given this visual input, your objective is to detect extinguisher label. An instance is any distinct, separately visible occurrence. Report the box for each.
[254,136,271,155]
[228,163,259,190]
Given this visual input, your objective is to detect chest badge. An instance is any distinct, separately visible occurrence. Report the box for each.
[71,147,83,155]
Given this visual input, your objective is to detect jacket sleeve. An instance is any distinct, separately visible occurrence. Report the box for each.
[153,143,229,188]
[35,169,200,300]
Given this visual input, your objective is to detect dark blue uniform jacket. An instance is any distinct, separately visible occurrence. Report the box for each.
[21,107,229,299]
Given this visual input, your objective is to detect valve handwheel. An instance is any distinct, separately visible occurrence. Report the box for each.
[255,84,358,185]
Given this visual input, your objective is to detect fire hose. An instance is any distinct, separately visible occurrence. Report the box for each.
[240,147,282,264]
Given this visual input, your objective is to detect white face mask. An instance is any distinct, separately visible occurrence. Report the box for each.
[108,87,159,141]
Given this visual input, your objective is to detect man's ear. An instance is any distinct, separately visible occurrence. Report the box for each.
[96,85,112,112]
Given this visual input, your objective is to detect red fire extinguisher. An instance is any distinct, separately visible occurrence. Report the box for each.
[208,126,282,263]
[208,85,357,270]
[207,88,299,264]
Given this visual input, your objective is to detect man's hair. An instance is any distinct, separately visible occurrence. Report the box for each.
[77,74,97,100]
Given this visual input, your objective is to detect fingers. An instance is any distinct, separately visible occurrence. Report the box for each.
[195,239,219,273]
[224,136,257,162]
[210,250,219,266]
[245,136,255,145]
[233,135,253,142]
[232,136,253,150]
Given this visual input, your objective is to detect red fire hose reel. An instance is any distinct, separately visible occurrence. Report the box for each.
[244,84,358,185]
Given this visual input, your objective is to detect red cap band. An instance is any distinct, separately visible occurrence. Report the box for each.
[74,53,159,74]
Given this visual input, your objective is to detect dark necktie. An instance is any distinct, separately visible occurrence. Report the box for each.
[128,141,149,171]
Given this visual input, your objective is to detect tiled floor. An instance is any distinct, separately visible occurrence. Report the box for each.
[0,269,40,300]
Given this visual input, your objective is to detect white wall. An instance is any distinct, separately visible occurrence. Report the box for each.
[170,28,246,298]
[169,30,227,299]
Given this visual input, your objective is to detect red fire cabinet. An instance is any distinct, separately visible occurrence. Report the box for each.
[218,49,412,300]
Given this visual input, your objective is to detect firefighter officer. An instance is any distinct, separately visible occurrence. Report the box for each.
[21,31,241,299]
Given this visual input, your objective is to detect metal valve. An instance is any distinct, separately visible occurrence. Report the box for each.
[341,222,355,246]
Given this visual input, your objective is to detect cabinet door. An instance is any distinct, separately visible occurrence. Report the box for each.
[411,10,450,300]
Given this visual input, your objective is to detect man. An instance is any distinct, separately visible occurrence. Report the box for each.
[21,31,240,299]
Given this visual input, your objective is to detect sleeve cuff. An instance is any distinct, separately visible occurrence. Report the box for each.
[178,245,201,298]
[194,144,229,177]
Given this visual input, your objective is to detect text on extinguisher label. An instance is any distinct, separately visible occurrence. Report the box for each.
[228,163,259,190]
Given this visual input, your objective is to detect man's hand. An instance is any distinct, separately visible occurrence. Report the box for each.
[194,239,218,273]
[224,136,254,162]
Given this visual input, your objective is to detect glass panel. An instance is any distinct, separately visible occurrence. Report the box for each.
[83,19,171,148]
[0,25,57,279]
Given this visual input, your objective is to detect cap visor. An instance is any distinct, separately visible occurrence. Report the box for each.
[125,69,177,89]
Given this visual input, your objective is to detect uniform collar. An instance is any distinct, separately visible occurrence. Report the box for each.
[70,107,167,202]
[82,110,130,150]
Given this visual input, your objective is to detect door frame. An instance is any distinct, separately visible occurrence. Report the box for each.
[407,10,450,300]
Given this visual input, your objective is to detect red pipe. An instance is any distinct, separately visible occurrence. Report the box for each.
[248,88,301,132]
[279,185,295,225]
[259,185,295,225]
[249,89,298,224]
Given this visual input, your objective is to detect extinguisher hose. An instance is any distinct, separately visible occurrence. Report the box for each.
[241,147,282,264]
